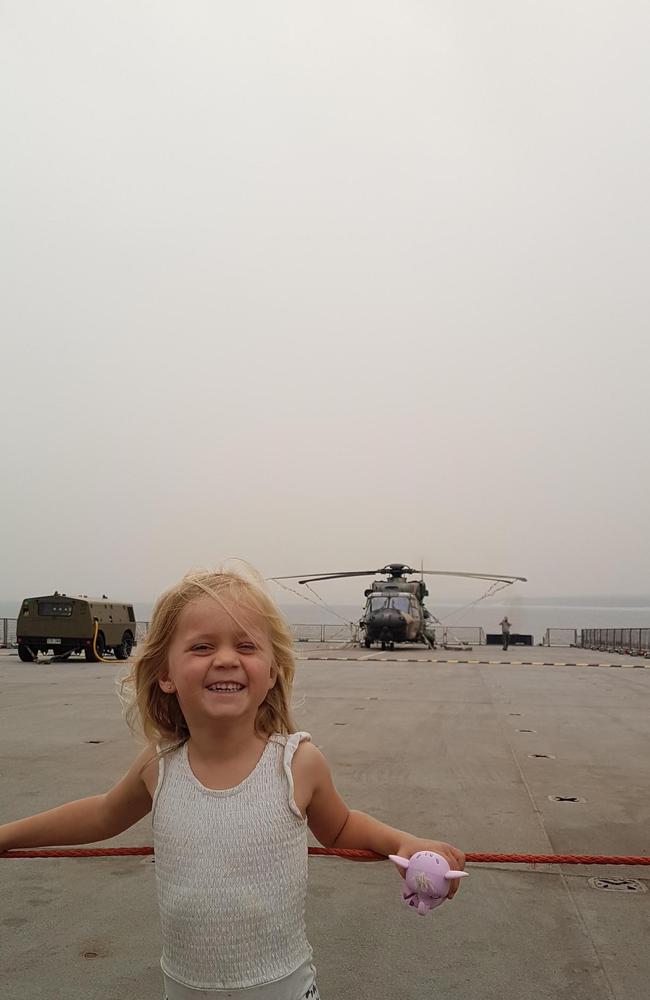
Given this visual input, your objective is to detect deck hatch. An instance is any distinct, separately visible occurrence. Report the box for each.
[589,878,647,893]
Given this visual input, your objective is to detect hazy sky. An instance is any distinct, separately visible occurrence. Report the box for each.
[2,1,649,605]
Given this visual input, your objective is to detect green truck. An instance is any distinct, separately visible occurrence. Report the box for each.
[16,594,136,662]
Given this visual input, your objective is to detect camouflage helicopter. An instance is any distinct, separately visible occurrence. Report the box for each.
[272,563,526,650]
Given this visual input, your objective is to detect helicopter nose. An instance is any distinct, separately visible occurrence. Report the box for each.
[374,609,403,625]
[372,608,407,643]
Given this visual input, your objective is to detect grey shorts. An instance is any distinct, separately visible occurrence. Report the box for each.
[162,960,319,1000]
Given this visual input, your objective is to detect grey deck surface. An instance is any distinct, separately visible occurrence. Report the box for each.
[1,646,649,1000]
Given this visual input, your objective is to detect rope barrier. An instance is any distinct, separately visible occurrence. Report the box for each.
[2,847,649,865]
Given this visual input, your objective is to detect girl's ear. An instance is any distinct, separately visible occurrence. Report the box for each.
[159,676,176,694]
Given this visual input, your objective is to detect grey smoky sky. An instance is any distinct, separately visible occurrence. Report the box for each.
[1,1,649,604]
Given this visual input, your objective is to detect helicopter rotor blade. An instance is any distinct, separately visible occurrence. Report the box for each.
[297,572,383,585]
[270,568,527,585]
[269,571,382,585]
[420,571,527,583]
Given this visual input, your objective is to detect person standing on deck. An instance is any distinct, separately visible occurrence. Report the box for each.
[500,616,511,651]
[0,567,466,1000]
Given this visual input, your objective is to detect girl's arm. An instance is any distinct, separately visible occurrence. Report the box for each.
[0,744,157,853]
[294,743,465,897]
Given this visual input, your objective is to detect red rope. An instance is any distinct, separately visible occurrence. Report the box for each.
[1,846,649,865]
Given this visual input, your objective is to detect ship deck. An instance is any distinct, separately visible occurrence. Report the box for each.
[1,645,649,999]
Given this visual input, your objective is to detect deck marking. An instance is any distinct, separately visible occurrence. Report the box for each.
[296,654,649,669]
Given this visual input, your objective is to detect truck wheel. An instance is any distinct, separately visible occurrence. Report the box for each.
[113,632,134,660]
[18,646,35,662]
[85,632,105,662]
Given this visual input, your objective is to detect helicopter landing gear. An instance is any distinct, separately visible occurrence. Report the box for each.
[380,640,395,651]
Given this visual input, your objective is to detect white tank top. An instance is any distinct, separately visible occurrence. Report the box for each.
[152,732,312,991]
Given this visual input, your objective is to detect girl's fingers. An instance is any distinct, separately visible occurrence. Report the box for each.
[441,846,465,871]
[452,847,466,870]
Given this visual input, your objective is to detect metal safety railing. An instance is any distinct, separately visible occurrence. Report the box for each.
[6,620,649,654]
[136,621,360,645]
[543,628,578,647]
[580,628,650,656]
[0,619,152,649]
[1,618,17,647]
[1,619,483,649]
[135,621,149,643]
[292,623,359,644]
[0,619,359,649]
[429,625,486,646]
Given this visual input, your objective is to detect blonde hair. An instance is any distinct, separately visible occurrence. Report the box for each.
[120,565,296,749]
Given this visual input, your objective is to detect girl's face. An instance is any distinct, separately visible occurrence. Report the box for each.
[159,595,277,729]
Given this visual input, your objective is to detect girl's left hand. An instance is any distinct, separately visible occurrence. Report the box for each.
[391,838,466,900]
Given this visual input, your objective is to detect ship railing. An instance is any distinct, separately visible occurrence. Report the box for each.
[0,619,154,649]
[1,619,17,647]
[543,628,578,647]
[580,627,650,655]
[0,619,360,649]
[135,621,149,643]
[8,620,646,654]
[137,622,362,646]
[292,623,359,644]
[430,625,486,646]
[0,619,491,650]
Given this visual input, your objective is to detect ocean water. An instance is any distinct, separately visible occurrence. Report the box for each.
[3,597,650,644]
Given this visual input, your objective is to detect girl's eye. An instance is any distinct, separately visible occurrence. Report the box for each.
[239,643,256,652]
[191,644,211,652]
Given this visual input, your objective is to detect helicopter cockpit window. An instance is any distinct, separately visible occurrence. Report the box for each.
[390,595,411,613]
[368,596,389,612]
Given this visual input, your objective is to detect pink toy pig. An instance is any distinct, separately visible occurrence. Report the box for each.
[389,850,468,915]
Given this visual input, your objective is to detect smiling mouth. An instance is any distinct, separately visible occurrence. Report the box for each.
[206,683,245,693]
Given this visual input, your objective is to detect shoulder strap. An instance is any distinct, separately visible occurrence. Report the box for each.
[281,732,311,818]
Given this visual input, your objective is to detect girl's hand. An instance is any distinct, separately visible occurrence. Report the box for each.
[391,838,466,899]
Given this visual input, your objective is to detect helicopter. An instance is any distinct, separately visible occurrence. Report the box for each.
[271,563,527,650]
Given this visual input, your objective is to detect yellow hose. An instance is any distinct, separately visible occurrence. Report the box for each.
[91,620,121,664]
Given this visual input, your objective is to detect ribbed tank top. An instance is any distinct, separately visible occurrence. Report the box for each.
[152,732,312,991]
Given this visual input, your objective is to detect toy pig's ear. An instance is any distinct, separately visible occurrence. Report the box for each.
[444,870,469,880]
[388,855,410,869]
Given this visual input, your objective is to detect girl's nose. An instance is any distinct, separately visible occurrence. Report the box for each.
[211,645,239,667]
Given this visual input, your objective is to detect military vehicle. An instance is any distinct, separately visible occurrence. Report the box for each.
[272,563,527,650]
[16,593,136,662]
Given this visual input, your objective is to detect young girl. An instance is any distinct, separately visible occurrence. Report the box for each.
[0,568,465,999]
